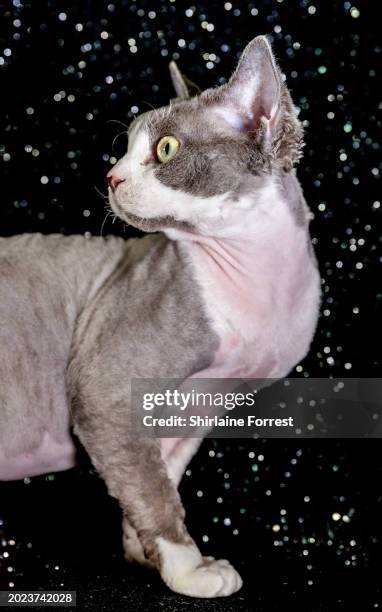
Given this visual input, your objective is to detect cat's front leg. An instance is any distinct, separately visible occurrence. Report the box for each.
[122,438,203,568]
[72,403,242,598]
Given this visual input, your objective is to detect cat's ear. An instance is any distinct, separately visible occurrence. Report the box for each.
[215,36,282,141]
[169,61,201,99]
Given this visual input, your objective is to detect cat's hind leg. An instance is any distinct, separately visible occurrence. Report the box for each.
[122,517,154,568]
[163,437,203,487]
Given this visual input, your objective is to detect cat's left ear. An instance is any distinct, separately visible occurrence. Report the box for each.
[214,36,282,142]
[169,61,201,99]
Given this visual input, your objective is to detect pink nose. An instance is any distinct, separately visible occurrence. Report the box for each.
[107,175,125,192]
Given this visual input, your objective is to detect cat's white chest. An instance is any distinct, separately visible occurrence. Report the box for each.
[185,197,320,380]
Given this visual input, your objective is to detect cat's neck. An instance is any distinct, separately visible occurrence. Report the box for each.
[180,234,265,290]
[164,180,306,287]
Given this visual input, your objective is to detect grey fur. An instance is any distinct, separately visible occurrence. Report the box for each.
[169,61,190,99]
[66,233,218,564]
[149,102,266,198]
[0,233,218,568]
[0,234,124,456]
[279,169,311,227]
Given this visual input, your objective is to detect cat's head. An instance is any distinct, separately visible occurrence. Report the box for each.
[107,35,303,237]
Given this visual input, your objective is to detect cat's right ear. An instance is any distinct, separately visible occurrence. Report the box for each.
[169,61,201,99]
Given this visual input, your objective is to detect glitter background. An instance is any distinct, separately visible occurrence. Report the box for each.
[0,0,381,610]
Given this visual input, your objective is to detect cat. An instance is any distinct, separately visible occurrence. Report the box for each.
[0,36,320,597]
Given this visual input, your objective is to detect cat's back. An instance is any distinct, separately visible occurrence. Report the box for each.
[0,232,130,334]
[0,232,129,373]
[0,233,126,300]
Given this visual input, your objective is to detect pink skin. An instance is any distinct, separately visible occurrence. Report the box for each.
[108,175,125,192]
[160,224,320,462]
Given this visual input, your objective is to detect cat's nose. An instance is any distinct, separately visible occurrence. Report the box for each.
[107,175,125,192]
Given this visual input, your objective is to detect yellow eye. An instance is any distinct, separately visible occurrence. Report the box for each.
[156,135,180,163]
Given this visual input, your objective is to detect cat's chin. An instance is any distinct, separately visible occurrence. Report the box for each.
[112,202,195,235]
[120,211,169,233]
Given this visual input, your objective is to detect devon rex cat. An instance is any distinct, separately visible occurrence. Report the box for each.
[0,36,320,597]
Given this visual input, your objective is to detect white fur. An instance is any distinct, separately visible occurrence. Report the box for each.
[156,537,242,598]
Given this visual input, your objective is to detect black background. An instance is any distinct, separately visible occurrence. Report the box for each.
[0,1,381,610]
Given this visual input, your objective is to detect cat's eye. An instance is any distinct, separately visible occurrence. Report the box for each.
[156,136,180,163]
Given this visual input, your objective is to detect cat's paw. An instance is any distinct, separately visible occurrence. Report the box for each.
[166,556,243,598]
[123,522,154,569]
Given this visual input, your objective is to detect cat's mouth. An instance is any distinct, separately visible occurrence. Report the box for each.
[110,198,195,234]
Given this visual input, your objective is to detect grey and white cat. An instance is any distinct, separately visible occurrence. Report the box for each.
[0,36,320,597]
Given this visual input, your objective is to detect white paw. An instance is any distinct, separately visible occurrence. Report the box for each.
[167,556,243,598]
[123,523,154,568]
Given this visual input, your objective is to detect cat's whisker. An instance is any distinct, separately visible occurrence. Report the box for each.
[93,185,109,201]
[146,113,155,128]
[100,211,112,237]
[112,130,128,151]
[165,100,173,119]
[141,100,156,111]
[106,119,129,130]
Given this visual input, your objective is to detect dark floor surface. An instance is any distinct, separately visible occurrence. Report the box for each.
[1,439,381,611]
